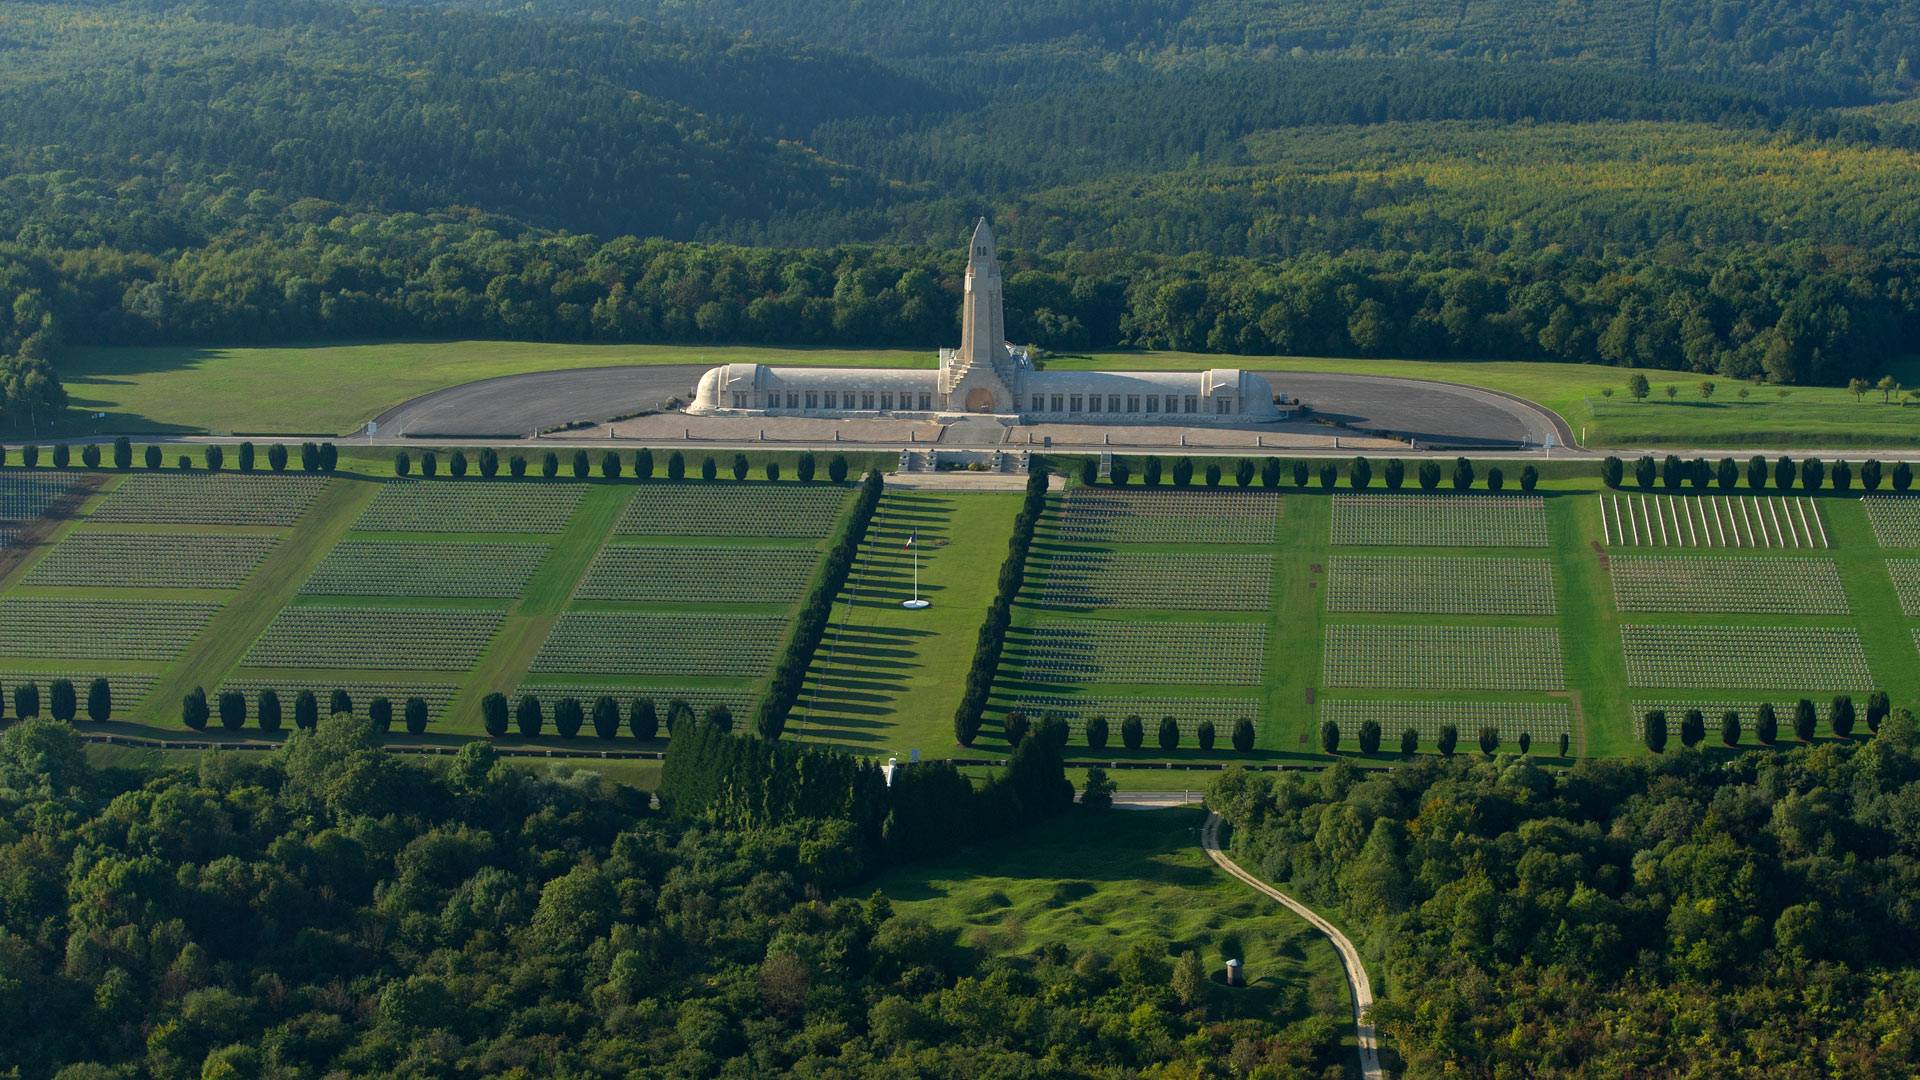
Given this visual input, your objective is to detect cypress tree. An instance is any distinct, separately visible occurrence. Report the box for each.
[1400,727,1418,756]
[1320,720,1340,754]
[1794,698,1817,742]
[1196,719,1216,750]
[1437,723,1458,757]
[797,451,815,482]
[238,441,256,471]
[404,697,429,734]
[481,692,509,738]
[113,436,132,469]
[218,690,246,731]
[634,447,653,480]
[516,694,544,737]
[600,451,620,479]
[450,449,468,477]
[1358,719,1381,754]
[1232,717,1256,753]
[181,687,209,731]
[668,450,689,480]
[257,689,281,733]
[368,696,393,733]
[828,455,849,482]
[1755,702,1778,745]
[479,447,499,477]
[48,679,76,722]
[1122,715,1144,750]
[1830,695,1856,739]
[421,451,438,477]
[542,451,559,478]
[1085,715,1109,750]
[1385,457,1406,489]
[329,688,352,717]
[592,696,620,739]
[1643,710,1668,753]
[1478,726,1499,756]
[572,449,589,478]
[629,698,659,740]
[1680,709,1705,748]
[86,678,111,721]
[509,454,527,478]
[294,690,318,730]
[555,697,584,738]
[394,451,411,476]
[1157,716,1179,750]
[12,683,38,718]
[1721,710,1742,746]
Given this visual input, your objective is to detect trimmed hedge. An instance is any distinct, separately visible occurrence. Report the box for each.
[954,462,1050,746]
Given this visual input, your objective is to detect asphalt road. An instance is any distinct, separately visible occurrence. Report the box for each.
[372,365,706,436]
[370,363,1565,447]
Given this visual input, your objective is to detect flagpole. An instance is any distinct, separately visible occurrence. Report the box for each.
[902,526,930,609]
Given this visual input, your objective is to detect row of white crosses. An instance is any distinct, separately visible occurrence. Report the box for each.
[1601,494,1828,548]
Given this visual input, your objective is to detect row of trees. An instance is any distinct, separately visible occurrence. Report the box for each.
[755,469,885,739]
[1606,452,1913,492]
[394,447,854,483]
[2,678,109,723]
[1320,719,1572,758]
[181,687,425,734]
[1007,710,1258,754]
[1098,453,1541,492]
[954,465,1051,746]
[1643,692,1891,751]
[10,438,338,473]
[662,711,1076,860]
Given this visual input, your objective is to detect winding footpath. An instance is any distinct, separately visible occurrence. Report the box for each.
[1202,812,1385,1080]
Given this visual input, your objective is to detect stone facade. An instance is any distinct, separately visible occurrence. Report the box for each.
[688,220,1284,425]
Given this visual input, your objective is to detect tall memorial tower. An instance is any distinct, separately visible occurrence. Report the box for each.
[939,218,1022,412]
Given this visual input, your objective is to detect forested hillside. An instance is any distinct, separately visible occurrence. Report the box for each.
[1211,720,1920,1074]
[0,0,1916,428]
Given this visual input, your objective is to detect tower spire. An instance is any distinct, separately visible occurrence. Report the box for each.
[958,217,1003,370]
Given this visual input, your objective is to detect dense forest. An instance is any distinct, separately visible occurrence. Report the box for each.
[0,0,1916,426]
[0,715,1345,1077]
[1210,719,1920,1074]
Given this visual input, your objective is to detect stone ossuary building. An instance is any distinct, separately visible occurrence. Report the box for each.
[688,220,1286,426]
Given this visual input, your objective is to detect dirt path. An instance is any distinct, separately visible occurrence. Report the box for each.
[1201,812,1385,1080]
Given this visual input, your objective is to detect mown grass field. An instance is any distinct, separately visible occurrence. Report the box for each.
[4,457,1917,767]
[870,807,1351,1033]
[55,339,1920,446]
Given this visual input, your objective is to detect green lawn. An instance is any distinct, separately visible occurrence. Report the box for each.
[57,341,931,435]
[56,339,1920,446]
[790,490,1020,755]
[871,807,1351,1033]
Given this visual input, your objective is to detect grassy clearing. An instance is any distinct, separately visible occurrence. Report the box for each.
[56,338,1920,446]
[791,490,1020,755]
[871,807,1351,1024]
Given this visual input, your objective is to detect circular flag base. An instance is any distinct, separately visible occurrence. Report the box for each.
[901,599,932,609]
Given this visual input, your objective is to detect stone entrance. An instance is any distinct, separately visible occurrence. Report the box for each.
[965,388,997,412]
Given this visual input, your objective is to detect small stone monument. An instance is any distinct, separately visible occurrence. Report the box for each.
[1223,958,1243,987]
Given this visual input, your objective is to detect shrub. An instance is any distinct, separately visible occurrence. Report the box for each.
[592,696,620,739]
[1358,719,1381,754]
[669,450,686,480]
[1558,732,1569,757]
[1204,461,1221,487]
[1634,455,1656,490]
[368,696,393,733]
[1478,726,1499,756]
[1755,702,1778,745]
[1121,715,1144,750]
[218,690,247,731]
[1004,711,1030,747]
[49,679,76,722]
[176,454,193,470]
[1399,727,1418,756]
[394,451,411,476]
[1080,457,1098,486]
[404,697,429,735]
[1261,457,1281,488]
[572,449,590,478]
[797,451,815,482]
[481,692,509,738]
[1520,464,1538,492]
[1232,717,1255,753]
[1317,462,1337,489]
[1794,698,1817,742]
[1747,455,1767,489]
[318,443,337,472]
[144,444,162,469]
[634,448,653,480]
[1349,456,1371,489]
[1801,457,1824,490]
[732,453,749,480]
[765,460,781,482]
[1867,691,1890,734]
[1171,458,1193,487]
[1236,458,1255,487]
[1861,459,1884,491]
[700,456,716,481]
[1486,466,1504,492]
[1195,719,1216,750]
[1081,767,1114,811]
[11,683,38,719]
[294,690,319,730]
[1518,732,1531,755]
[1830,695,1856,739]
[542,451,559,478]
[554,697,584,738]
[1451,457,1474,490]
[1680,709,1705,748]
[628,698,660,741]
[1721,710,1741,746]
[299,442,319,472]
[828,455,849,482]
[238,441,256,471]
[1831,459,1852,492]
[1417,461,1441,490]
[1384,458,1405,489]
[1157,716,1179,751]
[113,436,132,469]
[1602,456,1624,488]
[87,678,111,721]
[600,451,620,479]
[1662,454,1683,490]
[421,451,438,478]
[1774,456,1795,491]
[1643,710,1668,753]
[1437,723,1458,757]
[479,447,499,477]
[181,687,209,730]
[1716,457,1738,489]
[666,699,695,734]
[1144,456,1164,485]
[705,703,733,733]
[81,444,100,468]
[1085,715,1109,750]
[515,694,544,737]
[257,689,281,733]
[1320,721,1340,754]
[1112,458,1132,485]
[509,454,527,478]
[449,450,468,477]
[1291,459,1309,487]
[327,689,352,718]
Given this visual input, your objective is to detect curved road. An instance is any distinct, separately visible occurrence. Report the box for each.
[1202,812,1385,1080]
